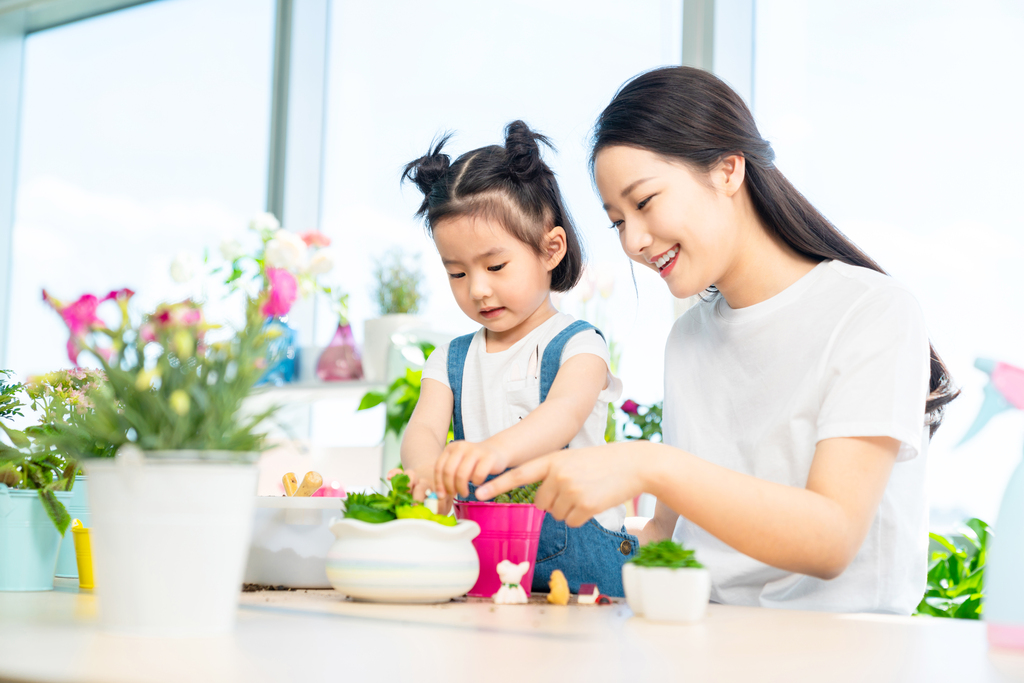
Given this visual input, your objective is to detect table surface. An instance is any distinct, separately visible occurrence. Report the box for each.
[2,580,1024,683]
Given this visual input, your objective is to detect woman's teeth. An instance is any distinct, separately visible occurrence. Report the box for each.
[656,247,679,270]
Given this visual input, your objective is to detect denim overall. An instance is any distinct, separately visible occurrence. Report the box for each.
[449,320,639,597]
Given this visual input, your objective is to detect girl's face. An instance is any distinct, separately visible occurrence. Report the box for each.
[594,145,744,300]
[433,215,564,340]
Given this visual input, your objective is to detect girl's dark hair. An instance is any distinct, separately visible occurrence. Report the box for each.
[402,120,583,292]
[591,66,958,436]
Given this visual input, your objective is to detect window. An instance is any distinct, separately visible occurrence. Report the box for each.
[7,0,274,375]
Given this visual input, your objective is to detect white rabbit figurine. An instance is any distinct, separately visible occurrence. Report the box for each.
[492,560,531,604]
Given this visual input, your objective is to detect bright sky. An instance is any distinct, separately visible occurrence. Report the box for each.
[6,0,1023,523]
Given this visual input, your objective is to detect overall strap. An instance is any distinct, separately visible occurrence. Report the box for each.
[447,333,475,442]
[539,320,605,404]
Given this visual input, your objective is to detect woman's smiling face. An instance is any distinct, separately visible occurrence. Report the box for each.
[594,145,743,300]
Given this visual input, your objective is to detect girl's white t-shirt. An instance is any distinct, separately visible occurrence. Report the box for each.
[423,312,625,530]
[665,260,931,614]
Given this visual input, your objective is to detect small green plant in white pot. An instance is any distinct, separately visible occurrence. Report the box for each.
[363,248,427,382]
[622,539,710,622]
[0,372,75,591]
[42,285,278,637]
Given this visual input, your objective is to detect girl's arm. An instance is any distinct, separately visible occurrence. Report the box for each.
[476,435,900,580]
[434,353,607,500]
[400,378,454,502]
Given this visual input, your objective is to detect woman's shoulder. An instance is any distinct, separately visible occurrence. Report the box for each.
[819,261,924,318]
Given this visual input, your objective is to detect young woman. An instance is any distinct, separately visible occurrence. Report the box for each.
[476,67,958,614]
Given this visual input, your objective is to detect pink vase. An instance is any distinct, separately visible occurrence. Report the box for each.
[316,323,364,381]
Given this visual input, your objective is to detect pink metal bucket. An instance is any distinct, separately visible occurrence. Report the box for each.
[453,501,545,598]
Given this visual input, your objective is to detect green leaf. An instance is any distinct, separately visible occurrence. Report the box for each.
[357,392,386,411]
[0,422,30,449]
[37,488,70,535]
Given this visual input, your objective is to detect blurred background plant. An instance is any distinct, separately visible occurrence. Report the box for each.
[372,248,423,315]
[359,341,436,440]
[619,399,663,443]
[0,370,74,533]
[914,518,990,620]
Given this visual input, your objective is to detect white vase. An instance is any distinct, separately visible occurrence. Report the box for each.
[362,314,427,382]
[622,563,711,622]
[85,447,258,637]
[326,517,480,603]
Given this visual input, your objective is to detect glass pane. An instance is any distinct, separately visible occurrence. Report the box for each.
[753,0,1024,523]
[7,0,274,375]
[320,0,683,405]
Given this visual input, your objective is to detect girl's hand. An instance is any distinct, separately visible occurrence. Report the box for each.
[475,443,644,527]
[435,441,511,501]
[387,466,451,513]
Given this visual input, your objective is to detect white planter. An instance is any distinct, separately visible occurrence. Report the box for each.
[622,563,711,622]
[326,517,480,603]
[362,314,427,382]
[85,448,258,637]
[244,495,343,588]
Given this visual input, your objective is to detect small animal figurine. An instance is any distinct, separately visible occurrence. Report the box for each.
[424,490,439,515]
[578,583,600,605]
[492,560,531,604]
[547,569,570,606]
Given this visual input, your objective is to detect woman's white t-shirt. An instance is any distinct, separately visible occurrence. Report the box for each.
[665,260,931,614]
[423,312,625,530]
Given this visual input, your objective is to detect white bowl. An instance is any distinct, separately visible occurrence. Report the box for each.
[622,564,711,622]
[244,496,344,588]
[326,517,480,603]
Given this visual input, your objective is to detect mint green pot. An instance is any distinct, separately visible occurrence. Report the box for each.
[54,476,89,578]
[0,484,72,591]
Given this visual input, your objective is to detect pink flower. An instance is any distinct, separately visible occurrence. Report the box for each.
[621,399,640,415]
[299,231,331,248]
[106,288,135,302]
[140,323,157,343]
[44,289,119,365]
[261,268,298,318]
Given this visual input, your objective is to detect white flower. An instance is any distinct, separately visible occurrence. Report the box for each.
[298,278,315,299]
[219,238,245,262]
[169,252,200,283]
[264,229,307,270]
[307,248,335,276]
[249,212,280,233]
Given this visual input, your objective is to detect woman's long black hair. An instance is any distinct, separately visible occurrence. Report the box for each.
[591,66,957,436]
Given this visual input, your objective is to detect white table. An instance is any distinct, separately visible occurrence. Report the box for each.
[1,580,1023,682]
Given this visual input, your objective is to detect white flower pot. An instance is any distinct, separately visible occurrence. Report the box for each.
[244,496,343,588]
[622,563,711,622]
[85,448,258,637]
[326,517,480,603]
[362,314,427,382]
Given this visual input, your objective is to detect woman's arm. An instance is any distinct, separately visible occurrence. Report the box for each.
[434,353,607,500]
[476,436,900,580]
[400,378,454,501]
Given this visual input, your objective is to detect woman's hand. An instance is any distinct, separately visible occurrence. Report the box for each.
[434,441,511,501]
[475,442,646,526]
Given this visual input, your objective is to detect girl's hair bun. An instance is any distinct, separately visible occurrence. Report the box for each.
[504,120,554,183]
[401,133,453,216]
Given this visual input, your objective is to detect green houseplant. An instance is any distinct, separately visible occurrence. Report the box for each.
[363,248,427,382]
[622,540,710,622]
[40,262,281,635]
[914,518,990,620]
[0,372,76,591]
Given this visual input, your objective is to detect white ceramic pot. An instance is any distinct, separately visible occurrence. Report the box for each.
[362,314,426,382]
[85,447,258,637]
[244,495,344,588]
[326,517,480,603]
[622,563,711,622]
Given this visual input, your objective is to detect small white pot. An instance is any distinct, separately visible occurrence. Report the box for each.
[326,517,480,603]
[622,563,711,622]
[244,495,344,588]
[85,448,258,637]
[362,314,426,382]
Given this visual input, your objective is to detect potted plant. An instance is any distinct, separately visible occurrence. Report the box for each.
[22,368,110,579]
[41,282,278,636]
[363,248,427,381]
[453,481,546,598]
[621,539,710,622]
[0,371,75,591]
[326,473,480,603]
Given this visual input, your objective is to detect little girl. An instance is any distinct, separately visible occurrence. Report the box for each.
[399,121,638,596]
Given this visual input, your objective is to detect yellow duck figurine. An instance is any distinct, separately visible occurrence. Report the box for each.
[547,569,570,606]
